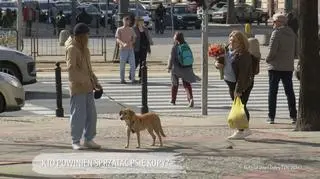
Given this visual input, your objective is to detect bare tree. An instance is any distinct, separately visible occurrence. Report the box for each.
[295,0,320,131]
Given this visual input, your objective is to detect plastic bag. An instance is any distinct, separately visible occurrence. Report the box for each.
[227,97,249,129]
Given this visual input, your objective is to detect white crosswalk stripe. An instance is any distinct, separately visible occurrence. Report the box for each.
[35,75,300,119]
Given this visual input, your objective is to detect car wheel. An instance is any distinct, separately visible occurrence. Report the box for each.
[0,93,5,113]
[0,63,22,83]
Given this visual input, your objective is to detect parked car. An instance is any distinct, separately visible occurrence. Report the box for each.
[212,4,269,23]
[55,2,73,24]
[164,3,201,30]
[77,4,105,27]
[111,2,152,32]
[91,2,117,24]
[38,0,56,23]
[0,1,17,14]
[0,46,36,85]
[197,2,226,21]
[0,72,25,113]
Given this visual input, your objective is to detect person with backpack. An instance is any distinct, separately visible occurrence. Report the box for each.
[167,32,200,108]
[215,31,254,140]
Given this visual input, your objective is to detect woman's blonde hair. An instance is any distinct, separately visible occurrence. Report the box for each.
[74,33,88,49]
[229,30,249,54]
[135,16,144,27]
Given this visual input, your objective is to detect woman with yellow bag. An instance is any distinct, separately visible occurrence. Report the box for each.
[215,31,254,140]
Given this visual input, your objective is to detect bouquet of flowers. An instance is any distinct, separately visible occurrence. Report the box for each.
[208,43,226,80]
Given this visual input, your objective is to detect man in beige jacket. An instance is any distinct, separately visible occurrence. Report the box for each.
[65,23,102,150]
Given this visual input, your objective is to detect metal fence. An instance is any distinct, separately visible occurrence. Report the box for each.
[22,22,107,61]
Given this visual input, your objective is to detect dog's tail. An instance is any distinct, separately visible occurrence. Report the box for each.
[157,116,166,137]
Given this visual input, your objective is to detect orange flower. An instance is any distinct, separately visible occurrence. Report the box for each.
[208,43,225,58]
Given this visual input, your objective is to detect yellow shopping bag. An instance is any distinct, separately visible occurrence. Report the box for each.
[227,97,249,129]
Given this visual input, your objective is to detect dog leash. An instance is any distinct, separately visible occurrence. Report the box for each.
[104,94,128,108]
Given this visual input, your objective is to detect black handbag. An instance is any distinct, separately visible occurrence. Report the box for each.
[94,89,103,99]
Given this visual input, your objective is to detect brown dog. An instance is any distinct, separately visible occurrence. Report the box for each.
[119,108,166,148]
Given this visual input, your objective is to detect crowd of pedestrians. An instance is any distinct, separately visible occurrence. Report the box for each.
[64,11,302,149]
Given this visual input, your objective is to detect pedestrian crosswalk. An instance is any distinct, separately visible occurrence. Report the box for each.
[31,74,300,120]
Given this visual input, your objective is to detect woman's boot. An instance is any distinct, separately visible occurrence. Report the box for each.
[184,82,194,107]
[170,85,178,105]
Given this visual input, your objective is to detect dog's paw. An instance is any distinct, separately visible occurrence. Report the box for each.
[151,143,155,146]
[136,146,140,148]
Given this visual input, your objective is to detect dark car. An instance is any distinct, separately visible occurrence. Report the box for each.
[55,2,73,24]
[212,4,269,23]
[111,3,152,33]
[164,4,201,30]
[38,1,56,23]
[91,2,117,24]
[76,4,105,27]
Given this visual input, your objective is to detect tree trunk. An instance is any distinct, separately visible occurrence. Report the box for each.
[226,0,236,24]
[296,0,320,131]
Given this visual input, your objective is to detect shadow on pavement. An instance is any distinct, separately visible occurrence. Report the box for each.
[25,91,70,101]
[0,173,52,179]
[245,138,320,147]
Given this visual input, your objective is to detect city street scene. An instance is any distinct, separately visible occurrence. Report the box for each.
[0,0,320,178]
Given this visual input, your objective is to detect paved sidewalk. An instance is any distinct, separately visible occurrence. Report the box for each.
[0,115,319,179]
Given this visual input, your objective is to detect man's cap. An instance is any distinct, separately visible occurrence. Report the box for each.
[73,23,90,36]
[272,13,287,24]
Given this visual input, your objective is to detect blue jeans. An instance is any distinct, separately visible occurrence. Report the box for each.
[70,92,97,144]
[268,70,297,120]
[119,48,135,82]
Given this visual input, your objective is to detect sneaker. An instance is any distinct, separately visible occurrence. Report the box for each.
[131,80,139,84]
[170,100,176,105]
[72,143,83,150]
[267,118,275,124]
[291,118,297,124]
[242,129,252,138]
[188,99,194,108]
[84,141,101,149]
[227,131,246,140]
[120,80,127,84]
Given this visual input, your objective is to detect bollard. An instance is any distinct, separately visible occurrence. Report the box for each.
[245,23,252,38]
[141,60,149,114]
[55,62,64,117]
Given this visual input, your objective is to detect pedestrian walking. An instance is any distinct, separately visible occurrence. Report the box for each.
[133,16,153,82]
[215,31,254,140]
[115,16,138,84]
[266,13,298,124]
[23,4,35,37]
[167,32,200,108]
[65,23,102,150]
[56,11,66,37]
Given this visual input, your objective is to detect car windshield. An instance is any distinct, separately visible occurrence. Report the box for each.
[218,5,227,11]
[96,3,116,10]
[39,3,54,9]
[128,3,145,11]
[173,6,193,14]
[129,8,146,16]
[56,4,71,11]
[0,2,17,8]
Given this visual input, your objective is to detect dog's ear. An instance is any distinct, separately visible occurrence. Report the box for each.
[139,118,142,123]
[119,110,122,116]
